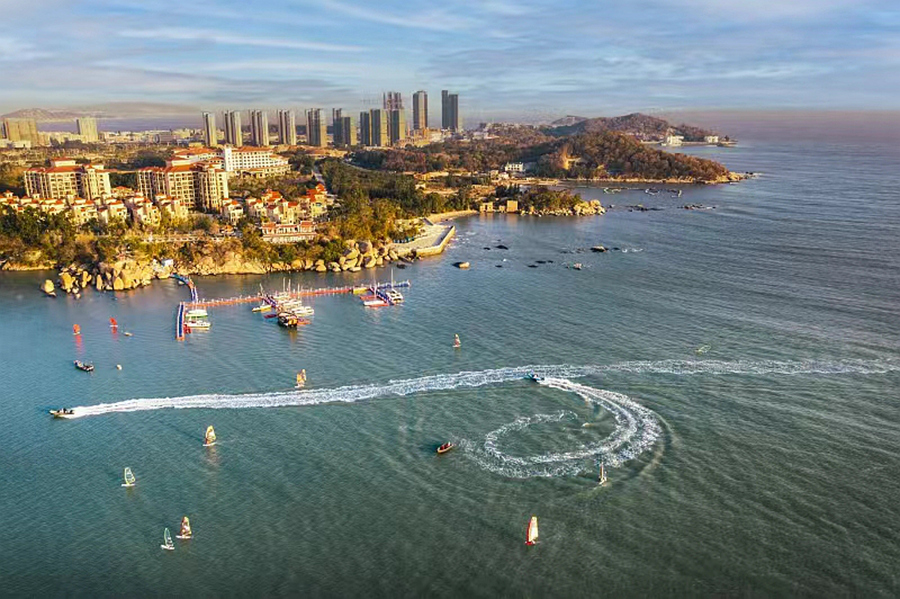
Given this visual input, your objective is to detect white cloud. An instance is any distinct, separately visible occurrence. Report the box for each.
[319,0,476,31]
[119,28,363,53]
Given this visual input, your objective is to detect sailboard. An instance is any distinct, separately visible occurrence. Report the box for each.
[453,334,461,348]
[122,467,136,487]
[203,425,217,447]
[161,527,174,551]
[295,370,306,389]
[598,463,607,486]
[73,324,81,335]
[110,318,118,329]
[175,516,192,540]
[526,516,539,546]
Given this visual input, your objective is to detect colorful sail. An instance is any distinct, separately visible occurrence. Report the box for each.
[122,467,136,487]
[453,334,461,348]
[73,324,81,335]
[204,425,217,446]
[177,516,192,539]
[526,516,539,545]
[110,318,118,328]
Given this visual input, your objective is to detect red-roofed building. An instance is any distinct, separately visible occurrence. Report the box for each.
[24,159,111,200]
[137,159,228,212]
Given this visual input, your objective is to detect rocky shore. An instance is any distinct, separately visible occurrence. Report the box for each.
[40,239,410,296]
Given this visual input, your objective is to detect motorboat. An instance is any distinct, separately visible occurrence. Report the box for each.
[436,442,455,454]
[525,372,544,383]
[49,408,76,418]
[74,360,94,372]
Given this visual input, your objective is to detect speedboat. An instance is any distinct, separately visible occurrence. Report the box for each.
[436,442,455,454]
[74,360,94,372]
[525,372,544,383]
[49,408,76,418]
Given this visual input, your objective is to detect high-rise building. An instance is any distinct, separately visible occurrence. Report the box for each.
[370,109,389,147]
[249,110,269,146]
[332,109,357,147]
[341,116,356,147]
[3,118,41,146]
[441,91,460,132]
[278,110,296,145]
[137,159,229,212]
[383,91,403,111]
[359,111,371,146]
[412,91,428,131]
[76,117,99,142]
[388,109,406,145]
[306,109,326,147]
[202,112,218,147]
[441,90,450,129]
[224,111,242,146]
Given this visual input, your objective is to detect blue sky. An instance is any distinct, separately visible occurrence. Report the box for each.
[1,0,897,122]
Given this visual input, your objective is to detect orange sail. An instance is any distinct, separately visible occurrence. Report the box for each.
[73,324,81,335]
[110,318,118,328]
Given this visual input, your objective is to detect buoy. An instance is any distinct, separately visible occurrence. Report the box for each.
[116,364,122,370]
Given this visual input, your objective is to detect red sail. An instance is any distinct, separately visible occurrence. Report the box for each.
[110,318,118,328]
[73,324,81,335]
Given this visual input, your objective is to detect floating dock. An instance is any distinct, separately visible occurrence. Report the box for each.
[174,279,411,340]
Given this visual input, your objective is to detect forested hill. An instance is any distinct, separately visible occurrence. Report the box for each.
[548,113,715,142]
[352,128,736,182]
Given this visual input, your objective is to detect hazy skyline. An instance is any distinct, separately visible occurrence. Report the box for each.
[1,0,897,121]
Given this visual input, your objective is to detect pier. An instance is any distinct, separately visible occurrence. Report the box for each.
[173,276,411,340]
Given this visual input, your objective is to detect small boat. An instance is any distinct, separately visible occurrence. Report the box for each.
[525,516,539,546]
[73,324,81,336]
[695,344,711,355]
[453,334,461,349]
[203,425,217,447]
[109,317,118,329]
[185,308,208,319]
[454,262,471,269]
[598,463,607,486]
[572,263,583,270]
[123,332,133,337]
[184,319,211,330]
[252,303,272,313]
[361,293,388,308]
[437,442,455,454]
[352,285,369,295]
[295,370,307,389]
[122,467,136,487]
[161,528,175,551]
[175,516,192,540]
[49,408,76,418]
[74,360,94,372]
[525,372,544,383]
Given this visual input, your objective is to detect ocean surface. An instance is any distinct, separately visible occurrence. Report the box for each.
[2,131,899,597]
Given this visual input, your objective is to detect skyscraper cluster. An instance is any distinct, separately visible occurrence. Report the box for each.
[197,89,460,150]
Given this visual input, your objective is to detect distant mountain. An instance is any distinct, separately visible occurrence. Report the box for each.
[549,113,716,141]
[549,115,588,127]
[2,102,197,121]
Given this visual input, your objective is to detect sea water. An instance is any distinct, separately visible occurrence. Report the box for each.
[1,128,899,596]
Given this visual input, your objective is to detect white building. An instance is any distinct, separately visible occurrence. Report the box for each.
[665,135,684,146]
[221,146,290,177]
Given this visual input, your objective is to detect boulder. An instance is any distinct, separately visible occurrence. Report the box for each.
[42,279,56,295]
[315,263,327,272]
[303,258,313,270]
[328,262,341,272]
[59,271,75,293]
[357,240,373,254]
[112,276,125,291]
[375,257,384,267]
[362,256,376,269]
[591,245,607,253]
[343,246,360,261]
[79,270,91,288]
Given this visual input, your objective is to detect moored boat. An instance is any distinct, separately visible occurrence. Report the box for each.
[361,293,389,308]
[74,360,94,372]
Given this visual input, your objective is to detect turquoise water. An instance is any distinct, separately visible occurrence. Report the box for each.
[2,137,900,596]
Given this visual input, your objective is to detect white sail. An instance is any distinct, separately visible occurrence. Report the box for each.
[161,527,174,550]
[122,467,136,487]
[599,463,607,485]
[526,516,539,545]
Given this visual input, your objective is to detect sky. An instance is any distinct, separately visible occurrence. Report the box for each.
[0,0,898,123]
